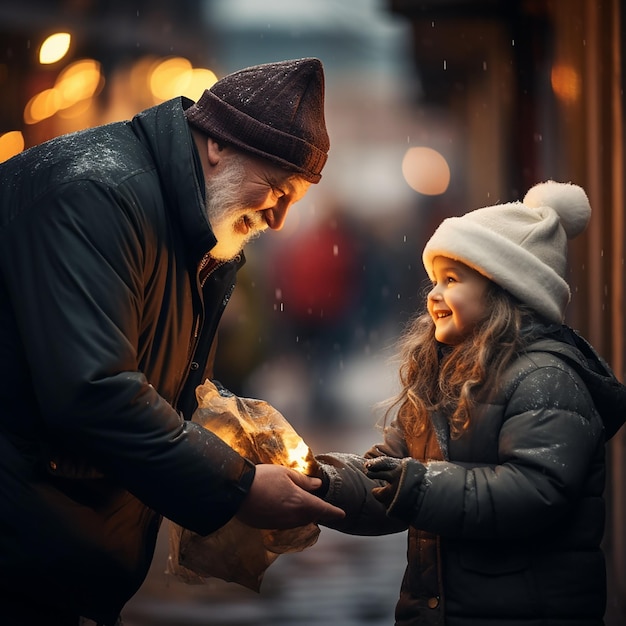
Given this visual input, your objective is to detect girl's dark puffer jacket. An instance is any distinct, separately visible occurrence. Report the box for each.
[0,97,254,623]
[318,328,626,626]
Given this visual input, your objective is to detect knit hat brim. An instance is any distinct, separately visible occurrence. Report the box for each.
[185,58,329,184]
[423,214,570,323]
[422,181,591,324]
[187,89,327,183]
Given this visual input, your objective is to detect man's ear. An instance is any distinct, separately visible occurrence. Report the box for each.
[206,137,223,166]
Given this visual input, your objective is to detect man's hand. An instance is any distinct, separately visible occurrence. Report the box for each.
[236,464,345,529]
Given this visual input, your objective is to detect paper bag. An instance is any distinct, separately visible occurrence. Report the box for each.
[167,380,321,591]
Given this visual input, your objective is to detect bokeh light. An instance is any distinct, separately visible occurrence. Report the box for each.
[24,88,61,124]
[401,146,451,195]
[149,57,192,101]
[149,57,217,102]
[39,33,71,64]
[55,59,103,106]
[24,58,103,124]
[551,64,581,104]
[0,131,25,162]
[184,68,219,101]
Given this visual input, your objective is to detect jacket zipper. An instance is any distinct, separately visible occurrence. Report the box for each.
[175,253,238,417]
[188,252,216,361]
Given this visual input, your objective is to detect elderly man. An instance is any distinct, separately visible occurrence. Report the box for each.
[0,58,343,625]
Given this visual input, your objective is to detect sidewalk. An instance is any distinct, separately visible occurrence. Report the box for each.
[124,523,406,626]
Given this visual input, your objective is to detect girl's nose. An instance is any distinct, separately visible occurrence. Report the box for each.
[428,284,442,301]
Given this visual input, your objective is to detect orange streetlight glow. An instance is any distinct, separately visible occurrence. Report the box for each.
[39,33,71,64]
[0,131,25,162]
[24,59,103,124]
[149,57,218,102]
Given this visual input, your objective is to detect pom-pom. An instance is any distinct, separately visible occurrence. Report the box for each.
[523,180,591,239]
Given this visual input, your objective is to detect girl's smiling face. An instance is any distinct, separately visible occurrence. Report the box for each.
[427,256,491,345]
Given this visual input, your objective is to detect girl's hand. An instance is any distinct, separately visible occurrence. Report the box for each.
[365,456,426,520]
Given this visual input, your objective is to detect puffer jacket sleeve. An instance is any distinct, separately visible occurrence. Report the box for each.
[0,178,252,535]
[403,355,604,539]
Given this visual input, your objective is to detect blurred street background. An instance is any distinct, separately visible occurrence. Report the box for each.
[2,0,626,623]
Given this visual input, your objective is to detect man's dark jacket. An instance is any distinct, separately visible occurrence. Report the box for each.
[0,98,255,623]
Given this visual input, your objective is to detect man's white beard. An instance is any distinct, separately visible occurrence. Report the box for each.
[204,157,268,261]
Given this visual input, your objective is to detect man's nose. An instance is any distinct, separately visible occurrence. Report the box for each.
[264,201,290,230]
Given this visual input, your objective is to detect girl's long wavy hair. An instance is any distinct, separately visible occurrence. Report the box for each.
[384,281,540,440]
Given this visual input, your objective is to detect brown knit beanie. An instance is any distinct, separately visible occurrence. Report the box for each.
[185,58,329,183]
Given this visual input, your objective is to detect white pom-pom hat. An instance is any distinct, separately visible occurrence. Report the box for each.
[422,181,592,323]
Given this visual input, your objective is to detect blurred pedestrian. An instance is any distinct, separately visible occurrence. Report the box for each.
[0,57,343,625]
[316,181,625,626]
[269,206,364,422]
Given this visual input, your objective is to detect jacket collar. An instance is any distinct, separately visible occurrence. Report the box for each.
[130,97,218,266]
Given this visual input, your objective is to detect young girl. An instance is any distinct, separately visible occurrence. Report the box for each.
[316,181,626,626]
